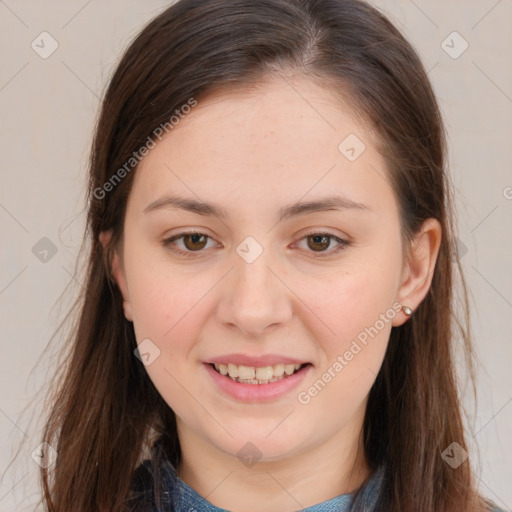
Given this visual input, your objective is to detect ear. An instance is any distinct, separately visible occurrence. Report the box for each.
[99,230,134,322]
[392,218,442,327]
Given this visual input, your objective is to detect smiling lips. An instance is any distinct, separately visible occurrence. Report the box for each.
[212,362,307,384]
[206,353,312,386]
[205,357,312,401]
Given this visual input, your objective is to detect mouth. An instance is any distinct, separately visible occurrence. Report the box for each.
[209,362,311,385]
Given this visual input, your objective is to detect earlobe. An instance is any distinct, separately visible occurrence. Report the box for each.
[392,218,442,327]
[99,230,134,322]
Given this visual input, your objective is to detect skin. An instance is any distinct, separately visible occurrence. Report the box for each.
[101,73,441,512]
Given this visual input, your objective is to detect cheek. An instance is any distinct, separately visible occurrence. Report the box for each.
[124,252,214,419]
[297,245,402,396]
[124,242,207,342]
[312,282,394,373]
[305,250,401,348]
[294,272,397,430]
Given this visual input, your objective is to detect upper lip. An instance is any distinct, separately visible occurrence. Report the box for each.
[206,354,311,367]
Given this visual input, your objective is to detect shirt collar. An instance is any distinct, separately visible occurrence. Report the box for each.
[158,460,386,512]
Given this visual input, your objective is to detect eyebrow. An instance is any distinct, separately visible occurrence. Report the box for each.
[143,193,370,221]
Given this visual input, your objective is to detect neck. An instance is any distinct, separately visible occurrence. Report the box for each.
[175,416,371,512]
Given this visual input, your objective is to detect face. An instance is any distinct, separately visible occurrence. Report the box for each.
[110,75,412,464]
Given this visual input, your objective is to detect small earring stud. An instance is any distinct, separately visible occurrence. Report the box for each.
[402,305,413,316]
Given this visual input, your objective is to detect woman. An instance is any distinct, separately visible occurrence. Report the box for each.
[39,0,507,510]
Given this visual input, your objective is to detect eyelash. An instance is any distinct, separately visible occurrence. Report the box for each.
[162,230,349,259]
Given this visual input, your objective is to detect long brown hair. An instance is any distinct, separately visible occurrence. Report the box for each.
[37,0,498,510]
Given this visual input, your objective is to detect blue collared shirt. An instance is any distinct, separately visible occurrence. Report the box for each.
[130,458,507,512]
[166,463,385,511]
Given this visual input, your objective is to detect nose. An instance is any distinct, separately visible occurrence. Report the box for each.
[215,250,293,337]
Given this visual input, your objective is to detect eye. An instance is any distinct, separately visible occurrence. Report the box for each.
[163,231,218,256]
[162,230,349,258]
[294,232,349,257]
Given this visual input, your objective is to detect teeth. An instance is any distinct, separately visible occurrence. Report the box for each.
[212,362,305,383]
[255,366,273,380]
[284,364,295,375]
[238,365,255,380]
[228,363,239,378]
[273,364,285,377]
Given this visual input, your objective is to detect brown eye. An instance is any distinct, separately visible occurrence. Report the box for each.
[182,233,208,251]
[295,232,349,258]
[163,231,217,256]
[306,234,331,252]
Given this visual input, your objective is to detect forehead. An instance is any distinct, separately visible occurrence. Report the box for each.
[165,74,370,155]
[127,74,393,219]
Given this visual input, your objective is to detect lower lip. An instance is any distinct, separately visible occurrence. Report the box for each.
[204,363,312,403]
